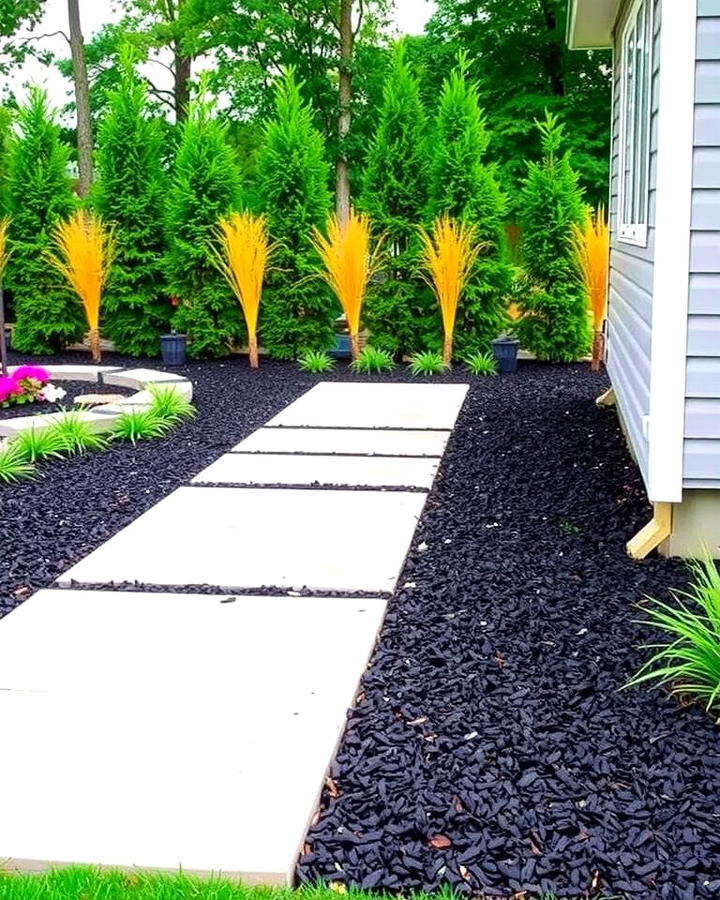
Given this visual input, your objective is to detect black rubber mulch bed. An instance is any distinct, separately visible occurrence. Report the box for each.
[1,351,717,899]
[0,380,133,420]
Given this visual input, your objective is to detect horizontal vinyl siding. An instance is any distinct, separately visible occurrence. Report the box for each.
[684,3,720,489]
[607,0,661,488]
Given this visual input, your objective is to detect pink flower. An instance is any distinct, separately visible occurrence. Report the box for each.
[11,365,50,384]
[0,376,23,403]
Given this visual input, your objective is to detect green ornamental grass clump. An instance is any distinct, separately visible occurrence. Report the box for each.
[350,346,395,374]
[258,70,335,360]
[464,350,498,376]
[164,93,245,358]
[49,412,109,454]
[298,349,335,374]
[10,425,66,463]
[93,54,171,357]
[112,408,173,444]
[146,384,196,425]
[409,350,448,376]
[516,112,590,362]
[0,441,35,483]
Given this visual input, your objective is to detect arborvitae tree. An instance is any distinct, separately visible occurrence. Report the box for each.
[427,57,511,357]
[93,59,170,356]
[0,106,12,213]
[517,112,590,362]
[164,94,244,358]
[5,89,83,353]
[257,70,334,359]
[359,43,431,356]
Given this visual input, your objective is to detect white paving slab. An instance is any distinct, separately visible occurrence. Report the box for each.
[0,589,386,882]
[233,427,450,457]
[104,368,190,389]
[0,409,118,437]
[59,486,426,592]
[266,382,469,430]
[192,453,439,488]
[8,364,121,382]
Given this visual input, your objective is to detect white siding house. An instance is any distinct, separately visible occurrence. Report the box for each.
[568,0,720,558]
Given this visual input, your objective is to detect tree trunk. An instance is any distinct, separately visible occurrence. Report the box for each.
[442,333,453,366]
[88,327,101,363]
[248,332,259,369]
[350,331,360,362]
[335,0,353,224]
[174,49,192,124]
[540,1,565,97]
[67,0,93,197]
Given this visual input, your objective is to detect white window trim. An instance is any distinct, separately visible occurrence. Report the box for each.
[617,0,654,248]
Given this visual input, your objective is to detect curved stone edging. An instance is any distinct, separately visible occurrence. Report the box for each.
[0,366,193,438]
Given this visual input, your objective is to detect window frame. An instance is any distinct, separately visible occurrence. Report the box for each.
[617,0,654,248]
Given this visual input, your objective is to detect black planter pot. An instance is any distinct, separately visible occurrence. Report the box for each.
[160,333,187,367]
[491,337,520,375]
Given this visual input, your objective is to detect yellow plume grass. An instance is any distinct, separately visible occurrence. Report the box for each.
[419,216,484,365]
[311,211,384,361]
[572,206,609,371]
[47,211,115,362]
[213,212,273,368]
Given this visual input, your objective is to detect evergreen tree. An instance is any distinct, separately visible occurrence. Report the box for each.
[427,57,511,357]
[257,70,334,359]
[516,112,590,362]
[164,93,244,358]
[0,106,12,213]
[93,58,170,356]
[359,43,430,356]
[5,89,83,354]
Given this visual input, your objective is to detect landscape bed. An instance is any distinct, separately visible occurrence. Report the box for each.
[0,352,717,899]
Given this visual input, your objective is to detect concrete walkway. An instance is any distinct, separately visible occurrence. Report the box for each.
[0,381,468,884]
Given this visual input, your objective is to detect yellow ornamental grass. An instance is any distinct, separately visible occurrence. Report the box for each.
[419,216,484,365]
[47,211,115,362]
[311,211,384,361]
[214,212,273,368]
[572,206,609,371]
[0,216,10,374]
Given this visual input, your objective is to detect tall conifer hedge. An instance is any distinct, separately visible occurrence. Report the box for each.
[94,59,170,356]
[6,89,82,353]
[517,113,590,362]
[257,70,334,360]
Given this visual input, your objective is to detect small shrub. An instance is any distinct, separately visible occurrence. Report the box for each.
[0,441,35,483]
[112,409,173,445]
[298,349,335,374]
[350,346,395,374]
[49,413,108,454]
[10,426,66,463]
[147,384,196,425]
[464,351,498,376]
[409,350,448,376]
[626,556,720,711]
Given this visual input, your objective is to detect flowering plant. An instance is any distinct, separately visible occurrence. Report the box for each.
[0,365,52,408]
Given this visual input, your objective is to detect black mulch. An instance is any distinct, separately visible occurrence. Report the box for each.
[0,380,133,421]
[1,351,718,899]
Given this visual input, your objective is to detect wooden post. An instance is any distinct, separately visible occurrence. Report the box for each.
[442,333,453,366]
[350,331,360,361]
[248,333,259,369]
[88,327,101,363]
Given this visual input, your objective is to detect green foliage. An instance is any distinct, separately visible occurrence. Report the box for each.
[425,0,612,205]
[10,425,66,463]
[0,0,45,75]
[112,408,172,444]
[164,92,244,358]
[427,57,511,357]
[49,412,109,454]
[4,89,84,354]
[464,350,497,376]
[516,113,590,362]
[0,440,35,483]
[146,383,196,425]
[409,350,447,376]
[626,557,720,712]
[257,71,335,359]
[298,349,334,374]
[350,345,395,374]
[0,105,12,210]
[93,57,171,356]
[359,44,430,356]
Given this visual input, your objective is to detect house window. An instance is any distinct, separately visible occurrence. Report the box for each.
[619,0,653,246]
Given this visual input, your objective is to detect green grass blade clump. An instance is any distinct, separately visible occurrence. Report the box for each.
[408,350,448,376]
[147,383,197,425]
[464,350,498,376]
[10,425,67,463]
[46,412,108,454]
[350,346,395,374]
[0,440,36,483]
[112,409,173,445]
[626,555,720,711]
[298,349,335,374]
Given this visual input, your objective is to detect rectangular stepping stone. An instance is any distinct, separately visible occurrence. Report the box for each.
[0,589,386,883]
[59,486,426,593]
[104,368,189,389]
[8,364,121,383]
[266,382,469,430]
[233,427,450,457]
[192,453,439,489]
